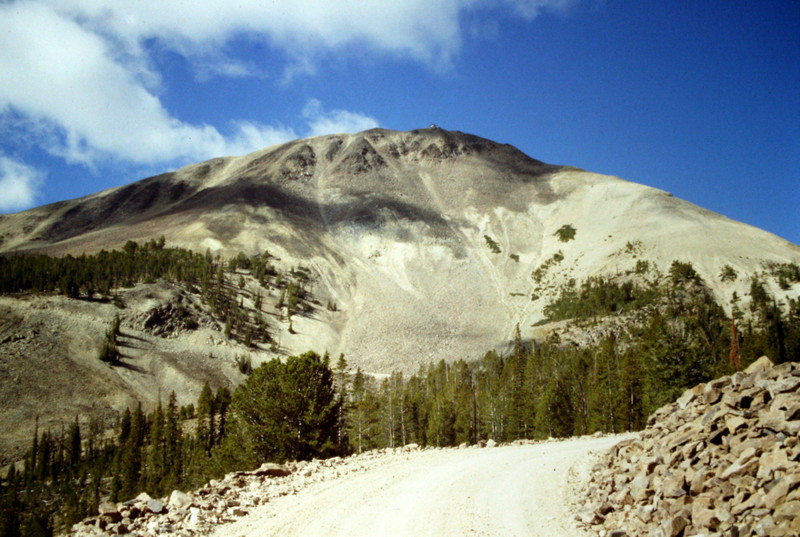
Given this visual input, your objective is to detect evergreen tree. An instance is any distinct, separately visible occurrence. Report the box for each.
[346,368,374,453]
[162,392,183,492]
[196,382,214,454]
[67,418,81,467]
[479,350,507,441]
[0,466,21,537]
[729,320,742,370]
[223,352,341,465]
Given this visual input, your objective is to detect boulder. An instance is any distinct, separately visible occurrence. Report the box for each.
[134,492,152,503]
[168,490,193,510]
[98,501,122,523]
[145,498,165,514]
[579,356,799,536]
[744,356,774,375]
[250,462,292,477]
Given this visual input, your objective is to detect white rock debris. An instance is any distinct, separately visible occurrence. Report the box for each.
[574,356,800,537]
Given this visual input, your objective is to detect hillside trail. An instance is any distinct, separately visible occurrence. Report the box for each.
[212,435,629,537]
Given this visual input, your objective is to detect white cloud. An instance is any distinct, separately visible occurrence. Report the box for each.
[302,100,380,138]
[503,0,579,19]
[223,121,297,156]
[42,0,469,68]
[0,0,570,175]
[0,3,307,166]
[40,0,574,72]
[0,157,43,212]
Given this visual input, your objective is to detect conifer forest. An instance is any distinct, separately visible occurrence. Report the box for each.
[0,243,798,534]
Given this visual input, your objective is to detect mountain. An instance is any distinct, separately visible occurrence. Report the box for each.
[2,127,798,361]
[0,127,798,462]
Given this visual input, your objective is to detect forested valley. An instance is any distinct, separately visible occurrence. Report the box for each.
[1,245,799,535]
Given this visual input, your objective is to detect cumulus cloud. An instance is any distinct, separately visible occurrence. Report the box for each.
[503,0,579,19]
[0,3,305,165]
[0,0,570,174]
[40,0,467,67]
[0,157,44,212]
[302,100,380,138]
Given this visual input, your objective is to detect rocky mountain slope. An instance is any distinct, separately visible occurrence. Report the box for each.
[2,128,798,366]
[0,127,798,462]
[575,356,800,536]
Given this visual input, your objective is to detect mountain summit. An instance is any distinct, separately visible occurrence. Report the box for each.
[1,128,799,462]
[1,127,798,372]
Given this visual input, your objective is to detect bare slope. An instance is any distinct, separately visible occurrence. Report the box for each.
[1,128,797,372]
[0,285,246,464]
[0,128,798,461]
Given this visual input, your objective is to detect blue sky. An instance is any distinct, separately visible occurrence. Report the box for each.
[1,0,798,244]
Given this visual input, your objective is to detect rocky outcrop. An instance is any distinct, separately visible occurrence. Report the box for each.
[576,356,800,537]
[70,462,294,536]
[69,445,429,536]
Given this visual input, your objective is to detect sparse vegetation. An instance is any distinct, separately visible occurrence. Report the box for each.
[766,262,800,290]
[668,260,701,285]
[719,264,738,282]
[624,240,642,254]
[531,250,564,283]
[510,253,520,262]
[483,235,501,254]
[99,314,121,364]
[0,240,319,349]
[554,224,576,243]
[235,353,253,375]
[634,259,650,274]
[543,276,660,322]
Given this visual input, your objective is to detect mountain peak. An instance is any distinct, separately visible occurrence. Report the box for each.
[0,128,798,465]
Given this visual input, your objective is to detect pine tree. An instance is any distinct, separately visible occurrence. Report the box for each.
[479,350,506,441]
[214,387,231,445]
[196,383,214,454]
[729,320,742,370]
[146,402,165,492]
[67,418,81,466]
[0,465,21,537]
[163,392,183,492]
[99,315,121,364]
[618,349,645,431]
[504,324,527,439]
[347,368,372,453]
[223,352,341,464]
[335,355,348,391]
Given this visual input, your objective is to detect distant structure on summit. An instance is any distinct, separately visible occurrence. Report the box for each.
[429,124,440,129]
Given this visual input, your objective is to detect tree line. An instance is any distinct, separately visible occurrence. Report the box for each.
[340,261,799,450]
[0,239,317,351]
[0,352,332,536]
[1,253,797,534]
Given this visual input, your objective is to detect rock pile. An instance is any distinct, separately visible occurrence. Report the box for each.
[575,356,800,537]
[69,445,426,536]
[70,463,291,536]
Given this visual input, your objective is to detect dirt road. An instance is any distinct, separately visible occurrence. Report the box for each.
[212,435,628,537]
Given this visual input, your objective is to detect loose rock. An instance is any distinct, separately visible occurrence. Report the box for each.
[576,356,800,536]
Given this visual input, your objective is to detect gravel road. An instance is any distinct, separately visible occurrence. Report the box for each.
[212,435,628,537]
